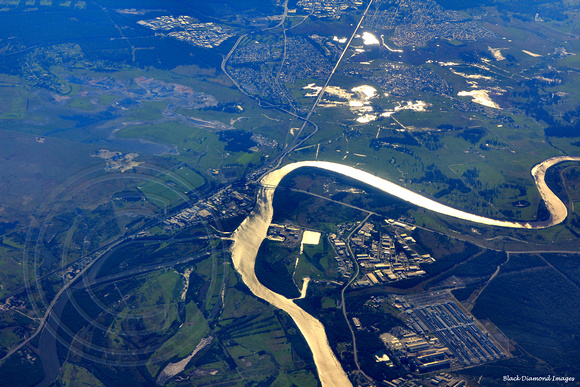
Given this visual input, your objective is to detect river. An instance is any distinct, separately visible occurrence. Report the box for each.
[230,156,579,386]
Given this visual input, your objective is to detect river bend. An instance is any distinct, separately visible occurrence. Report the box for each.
[230,156,579,386]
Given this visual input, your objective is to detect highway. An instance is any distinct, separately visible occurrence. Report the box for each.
[342,214,374,385]
[220,0,376,181]
[278,0,376,166]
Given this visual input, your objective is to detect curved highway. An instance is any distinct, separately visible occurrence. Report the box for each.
[230,156,579,386]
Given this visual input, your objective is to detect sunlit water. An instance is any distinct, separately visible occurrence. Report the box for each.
[230,156,579,386]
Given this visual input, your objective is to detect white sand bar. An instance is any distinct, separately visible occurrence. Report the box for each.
[302,230,321,245]
[522,49,542,57]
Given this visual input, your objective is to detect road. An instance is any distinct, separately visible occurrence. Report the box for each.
[220,0,376,182]
[286,187,378,215]
[342,214,373,384]
[221,33,248,94]
[287,0,376,156]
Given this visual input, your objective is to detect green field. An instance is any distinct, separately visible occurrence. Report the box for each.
[297,237,340,284]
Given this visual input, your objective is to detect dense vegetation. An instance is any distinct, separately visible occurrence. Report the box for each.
[472,254,580,376]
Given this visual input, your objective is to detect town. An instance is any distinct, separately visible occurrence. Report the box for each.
[365,0,496,47]
[296,0,354,19]
[228,36,333,107]
[367,62,452,98]
[138,17,235,48]
[397,291,507,367]
[354,291,508,379]
[263,215,509,379]
[329,219,434,286]
[161,185,254,231]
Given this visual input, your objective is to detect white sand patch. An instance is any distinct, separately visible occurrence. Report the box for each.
[52,93,70,103]
[488,46,506,61]
[305,83,378,122]
[349,86,378,122]
[381,35,403,52]
[356,114,378,123]
[297,277,310,299]
[534,75,559,83]
[325,86,352,99]
[397,100,429,112]
[303,83,323,97]
[92,149,142,172]
[301,230,321,245]
[299,231,321,265]
[312,84,379,122]
[180,268,193,301]
[156,337,214,385]
[381,100,430,117]
[554,47,575,57]
[450,69,493,80]
[458,90,501,109]
[522,50,541,57]
[352,85,377,99]
[472,63,491,71]
[362,32,380,45]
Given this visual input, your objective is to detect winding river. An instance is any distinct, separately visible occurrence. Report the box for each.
[230,156,579,386]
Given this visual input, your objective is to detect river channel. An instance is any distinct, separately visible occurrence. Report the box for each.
[230,156,580,387]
